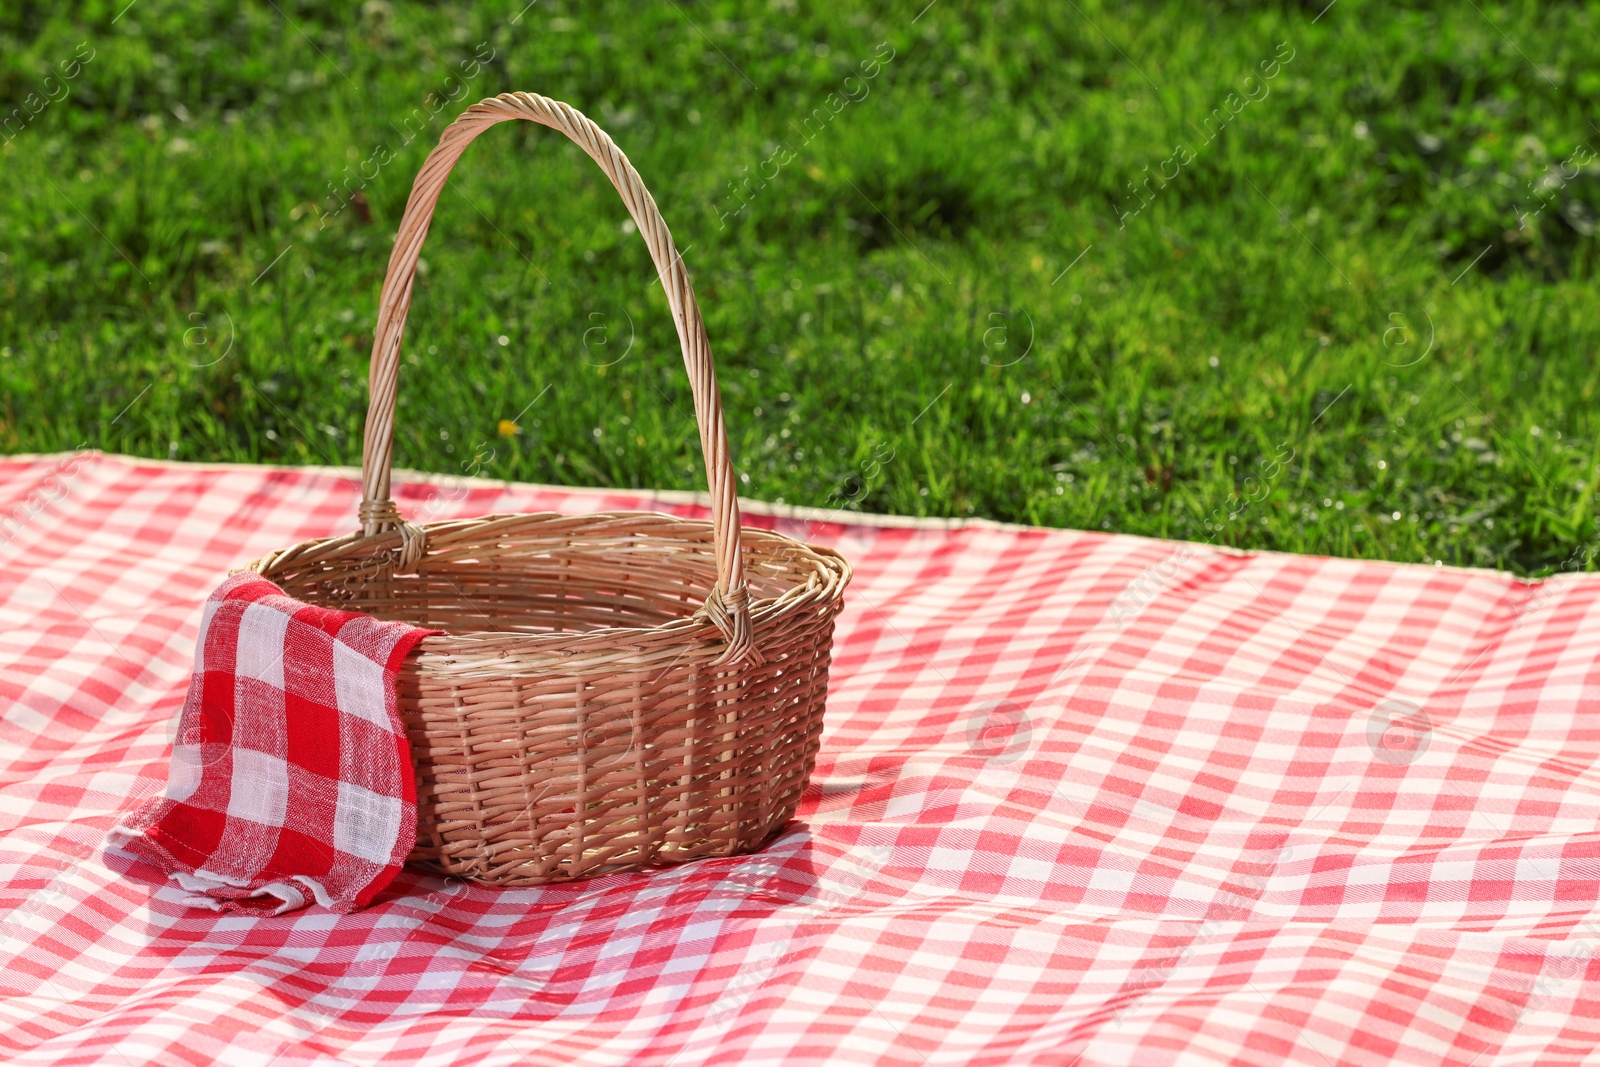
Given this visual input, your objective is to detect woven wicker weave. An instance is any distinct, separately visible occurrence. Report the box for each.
[247,92,851,886]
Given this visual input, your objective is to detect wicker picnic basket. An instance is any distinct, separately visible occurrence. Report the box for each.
[246,93,851,887]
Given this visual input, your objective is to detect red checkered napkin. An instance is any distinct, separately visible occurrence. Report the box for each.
[107,572,437,915]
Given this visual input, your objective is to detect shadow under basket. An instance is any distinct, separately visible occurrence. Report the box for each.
[252,512,849,886]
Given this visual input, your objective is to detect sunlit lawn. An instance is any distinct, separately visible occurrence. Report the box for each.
[3,0,1598,573]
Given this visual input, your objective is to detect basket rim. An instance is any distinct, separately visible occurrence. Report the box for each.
[244,509,851,667]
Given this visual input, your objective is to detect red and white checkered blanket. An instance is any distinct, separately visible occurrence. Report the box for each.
[5,452,1600,1066]
[106,573,435,915]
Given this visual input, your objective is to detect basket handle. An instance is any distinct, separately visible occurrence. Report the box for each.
[357,92,752,663]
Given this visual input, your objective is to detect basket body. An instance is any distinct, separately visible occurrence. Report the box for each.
[252,512,849,885]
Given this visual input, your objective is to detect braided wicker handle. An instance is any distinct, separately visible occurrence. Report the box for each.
[357,92,752,662]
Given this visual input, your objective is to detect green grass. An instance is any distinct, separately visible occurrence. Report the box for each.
[3,1,1599,574]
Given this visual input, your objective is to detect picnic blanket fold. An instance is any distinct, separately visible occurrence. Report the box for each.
[106,572,437,915]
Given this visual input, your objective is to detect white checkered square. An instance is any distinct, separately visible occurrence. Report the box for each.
[234,601,289,685]
[226,746,290,825]
[334,779,404,865]
[332,639,389,730]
